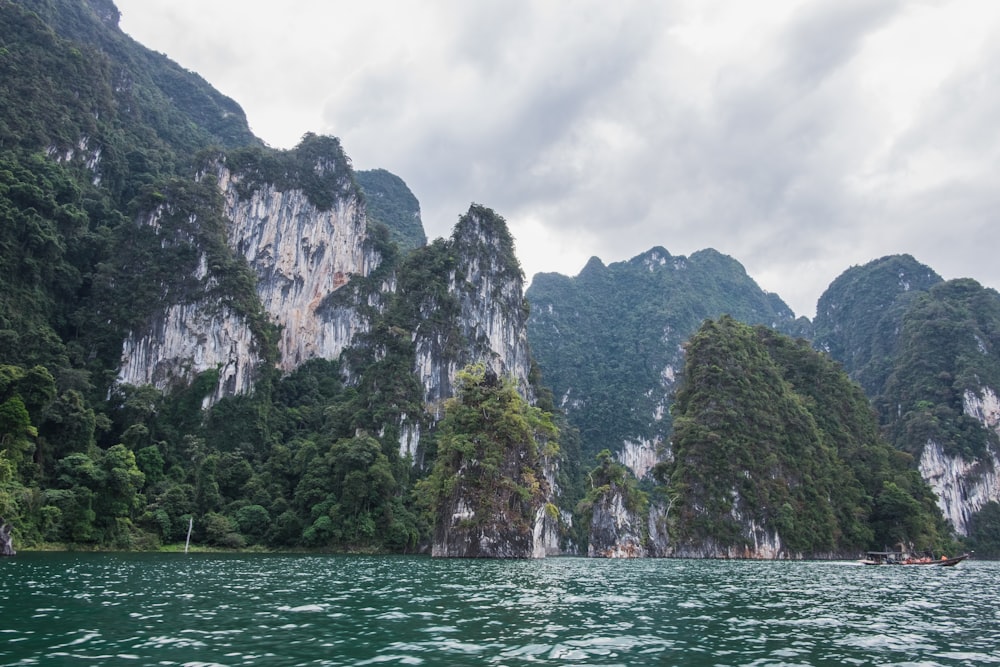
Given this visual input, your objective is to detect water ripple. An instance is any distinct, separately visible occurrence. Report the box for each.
[1,554,998,665]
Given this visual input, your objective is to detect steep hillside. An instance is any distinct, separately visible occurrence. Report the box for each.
[813,254,942,395]
[655,317,946,558]
[879,279,1000,537]
[0,0,560,555]
[526,247,800,479]
[356,169,426,253]
[815,257,1000,541]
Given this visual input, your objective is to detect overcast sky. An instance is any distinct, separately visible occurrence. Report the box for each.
[114,0,1000,318]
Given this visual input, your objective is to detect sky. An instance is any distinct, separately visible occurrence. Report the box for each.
[114,0,1000,319]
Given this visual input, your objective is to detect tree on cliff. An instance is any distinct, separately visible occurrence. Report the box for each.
[417,363,558,557]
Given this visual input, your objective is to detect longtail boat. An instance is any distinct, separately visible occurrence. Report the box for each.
[861,551,969,566]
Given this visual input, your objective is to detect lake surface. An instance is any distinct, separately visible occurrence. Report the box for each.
[1,553,998,666]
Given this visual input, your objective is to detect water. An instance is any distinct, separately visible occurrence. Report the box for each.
[1,554,998,666]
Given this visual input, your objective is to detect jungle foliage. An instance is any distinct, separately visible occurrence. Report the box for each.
[525,247,804,463]
[0,0,977,557]
[816,256,1000,534]
[417,364,558,545]
[0,0,430,551]
[662,317,948,555]
[356,168,427,253]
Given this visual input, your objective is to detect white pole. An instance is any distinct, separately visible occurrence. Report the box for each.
[184,517,193,554]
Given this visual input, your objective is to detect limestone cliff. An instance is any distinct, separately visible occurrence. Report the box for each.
[412,204,533,417]
[216,159,374,373]
[425,366,554,558]
[117,299,257,407]
[919,387,1000,535]
[587,483,647,558]
[116,137,377,401]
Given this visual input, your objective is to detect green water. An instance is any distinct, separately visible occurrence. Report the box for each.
[1,553,997,666]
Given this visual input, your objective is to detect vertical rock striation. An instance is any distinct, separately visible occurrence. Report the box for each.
[919,387,1000,535]
[587,484,647,558]
[217,162,374,372]
[116,141,377,401]
[413,204,533,416]
[117,300,257,406]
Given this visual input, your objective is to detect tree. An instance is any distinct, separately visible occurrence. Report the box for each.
[418,363,558,556]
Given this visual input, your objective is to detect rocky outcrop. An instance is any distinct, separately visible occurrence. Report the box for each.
[428,365,554,559]
[918,386,1000,535]
[532,504,569,557]
[431,495,539,558]
[645,502,670,557]
[533,457,567,557]
[587,483,647,558]
[431,442,556,559]
[0,519,14,556]
[617,439,660,479]
[217,162,375,373]
[414,204,533,416]
[586,487,790,559]
[117,145,376,402]
[117,300,258,406]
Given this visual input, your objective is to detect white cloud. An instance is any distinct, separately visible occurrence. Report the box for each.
[116,0,1000,318]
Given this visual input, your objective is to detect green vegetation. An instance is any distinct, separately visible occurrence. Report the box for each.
[817,257,1000,538]
[660,317,945,555]
[417,364,558,550]
[813,254,942,395]
[574,449,649,545]
[526,248,800,467]
[0,1,982,559]
[968,501,1000,558]
[879,279,1000,460]
[356,168,426,252]
[223,133,355,212]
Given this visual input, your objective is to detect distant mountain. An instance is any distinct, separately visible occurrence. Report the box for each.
[356,168,426,253]
[526,247,801,478]
[816,257,1000,545]
[813,254,943,395]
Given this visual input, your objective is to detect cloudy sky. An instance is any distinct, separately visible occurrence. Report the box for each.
[114,0,1000,318]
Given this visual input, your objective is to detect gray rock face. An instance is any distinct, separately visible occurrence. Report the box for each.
[414,206,533,416]
[919,386,1000,535]
[117,300,257,406]
[0,519,14,556]
[218,164,375,373]
[431,495,537,558]
[116,158,376,403]
[587,484,647,558]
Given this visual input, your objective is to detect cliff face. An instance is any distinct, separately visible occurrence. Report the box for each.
[587,484,647,558]
[413,205,533,417]
[814,263,1000,537]
[117,299,257,407]
[426,366,554,558]
[116,148,376,399]
[919,387,1000,535]
[217,162,374,372]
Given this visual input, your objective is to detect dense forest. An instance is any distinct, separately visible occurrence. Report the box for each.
[662,317,950,556]
[2,0,997,559]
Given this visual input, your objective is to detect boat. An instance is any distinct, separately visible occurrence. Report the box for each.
[861,550,969,566]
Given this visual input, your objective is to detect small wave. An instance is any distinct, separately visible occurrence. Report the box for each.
[277,603,327,613]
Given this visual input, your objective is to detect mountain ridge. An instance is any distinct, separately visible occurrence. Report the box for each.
[4,0,996,558]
